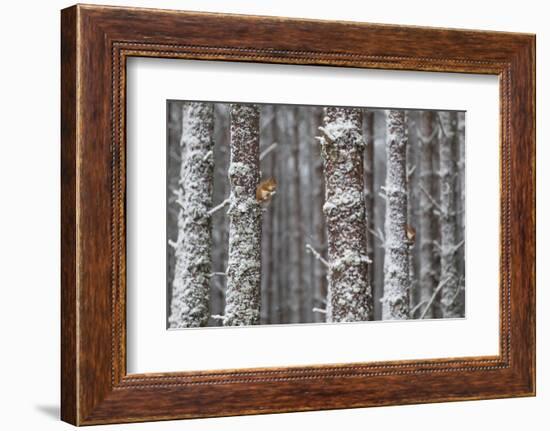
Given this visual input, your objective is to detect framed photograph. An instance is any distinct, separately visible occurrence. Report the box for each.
[61,4,535,425]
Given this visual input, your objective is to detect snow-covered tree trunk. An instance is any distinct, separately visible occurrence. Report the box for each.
[418,111,438,318]
[439,112,462,318]
[223,104,262,326]
[169,102,214,328]
[319,107,372,322]
[381,110,410,320]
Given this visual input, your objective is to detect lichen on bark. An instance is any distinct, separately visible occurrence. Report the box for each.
[381,109,411,320]
[169,102,214,328]
[223,104,262,326]
[318,107,373,322]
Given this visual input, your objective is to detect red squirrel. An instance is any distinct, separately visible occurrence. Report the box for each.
[256,178,277,203]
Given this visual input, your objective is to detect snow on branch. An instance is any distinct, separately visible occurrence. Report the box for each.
[368,227,386,247]
[202,150,213,162]
[207,197,230,216]
[312,307,327,314]
[305,243,330,269]
[259,142,278,161]
[410,300,428,318]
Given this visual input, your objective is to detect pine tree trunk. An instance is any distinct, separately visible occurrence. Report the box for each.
[275,107,289,322]
[418,111,437,318]
[289,107,305,323]
[406,111,418,312]
[363,110,375,289]
[224,104,262,326]
[457,112,466,300]
[299,107,315,323]
[373,112,386,320]
[166,101,183,324]
[439,112,462,318]
[319,107,372,322]
[260,105,277,324]
[210,104,230,322]
[169,102,214,328]
[311,107,328,321]
[381,110,410,320]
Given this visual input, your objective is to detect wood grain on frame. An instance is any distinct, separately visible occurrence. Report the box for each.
[61,4,535,425]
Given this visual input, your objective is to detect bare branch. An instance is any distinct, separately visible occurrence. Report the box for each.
[419,184,443,213]
[305,243,330,268]
[410,300,428,317]
[419,276,453,319]
[312,307,327,314]
[368,227,386,246]
[259,142,278,160]
[407,165,417,180]
[207,197,230,216]
[318,125,335,143]
[202,150,213,162]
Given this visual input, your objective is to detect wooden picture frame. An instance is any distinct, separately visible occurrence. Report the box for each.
[61,4,535,425]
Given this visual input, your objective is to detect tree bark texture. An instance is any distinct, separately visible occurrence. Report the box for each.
[224,104,262,326]
[439,112,462,318]
[382,110,410,320]
[319,107,372,322]
[209,104,230,322]
[166,101,183,324]
[417,111,438,318]
[363,110,375,289]
[169,102,214,328]
[288,107,305,323]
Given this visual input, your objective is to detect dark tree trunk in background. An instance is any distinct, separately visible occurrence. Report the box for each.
[260,105,277,324]
[275,107,290,322]
[363,110,375,289]
[298,107,315,323]
[224,104,262,326]
[372,111,386,320]
[169,102,214,328]
[457,112,466,297]
[406,111,419,312]
[319,107,372,322]
[310,107,328,322]
[287,107,305,323]
[166,101,183,323]
[209,104,230,323]
[439,111,462,318]
[381,110,410,320]
[417,111,438,318]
